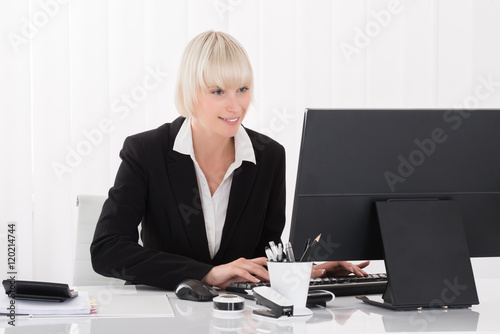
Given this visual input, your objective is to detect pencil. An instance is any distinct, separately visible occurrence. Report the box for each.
[300,234,321,262]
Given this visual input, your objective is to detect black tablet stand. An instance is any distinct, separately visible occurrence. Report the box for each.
[361,199,479,311]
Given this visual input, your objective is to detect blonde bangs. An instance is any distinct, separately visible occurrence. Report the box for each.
[175,31,253,117]
[200,37,253,91]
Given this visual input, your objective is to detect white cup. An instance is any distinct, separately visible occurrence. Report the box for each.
[267,261,313,316]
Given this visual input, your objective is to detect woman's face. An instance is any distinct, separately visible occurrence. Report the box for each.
[192,85,251,139]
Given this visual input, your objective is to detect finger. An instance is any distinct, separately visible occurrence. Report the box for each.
[231,267,263,283]
[248,257,268,266]
[337,262,358,275]
[246,263,270,281]
[351,264,368,277]
[311,268,326,278]
[353,261,370,276]
[233,258,269,281]
[356,260,371,269]
[336,261,353,272]
[216,274,254,290]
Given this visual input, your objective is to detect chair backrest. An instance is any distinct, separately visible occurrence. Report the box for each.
[73,194,124,286]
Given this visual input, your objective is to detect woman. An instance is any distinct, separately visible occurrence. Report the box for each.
[90,31,368,290]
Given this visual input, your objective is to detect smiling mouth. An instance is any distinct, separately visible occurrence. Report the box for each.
[219,117,239,122]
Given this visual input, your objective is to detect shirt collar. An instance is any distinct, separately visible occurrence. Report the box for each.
[173,118,256,165]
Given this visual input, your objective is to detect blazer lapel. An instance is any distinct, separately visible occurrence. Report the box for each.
[214,161,258,262]
[165,118,211,263]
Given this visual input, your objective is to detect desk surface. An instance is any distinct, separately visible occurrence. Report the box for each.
[2,278,499,333]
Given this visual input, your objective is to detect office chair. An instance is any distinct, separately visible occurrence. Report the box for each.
[73,194,124,286]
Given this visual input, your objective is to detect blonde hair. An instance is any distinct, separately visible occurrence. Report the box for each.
[175,31,254,118]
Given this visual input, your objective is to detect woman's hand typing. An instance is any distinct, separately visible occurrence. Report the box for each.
[311,260,370,278]
[202,257,269,290]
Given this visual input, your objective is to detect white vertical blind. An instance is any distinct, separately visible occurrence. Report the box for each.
[438,0,475,107]
[31,0,72,285]
[0,0,34,280]
[331,1,368,107]
[1,0,499,283]
[401,0,436,107]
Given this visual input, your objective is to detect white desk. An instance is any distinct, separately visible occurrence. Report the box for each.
[2,278,499,333]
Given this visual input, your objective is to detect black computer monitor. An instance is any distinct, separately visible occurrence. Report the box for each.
[289,109,500,261]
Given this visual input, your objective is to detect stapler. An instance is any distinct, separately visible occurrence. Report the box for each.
[252,286,294,318]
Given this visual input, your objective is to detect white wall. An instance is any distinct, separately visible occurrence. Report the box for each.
[1,0,499,283]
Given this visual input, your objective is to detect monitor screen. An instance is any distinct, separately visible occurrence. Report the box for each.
[289,109,500,261]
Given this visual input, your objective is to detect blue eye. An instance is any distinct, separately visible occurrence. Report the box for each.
[238,87,249,93]
[212,89,223,95]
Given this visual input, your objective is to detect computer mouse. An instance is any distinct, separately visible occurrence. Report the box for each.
[175,279,219,301]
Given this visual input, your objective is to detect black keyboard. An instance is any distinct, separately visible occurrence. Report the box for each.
[226,273,388,299]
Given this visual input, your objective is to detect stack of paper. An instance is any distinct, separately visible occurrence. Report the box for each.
[0,291,91,316]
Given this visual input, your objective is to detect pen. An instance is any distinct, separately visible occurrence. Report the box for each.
[299,239,311,262]
[269,241,280,260]
[277,243,283,261]
[303,238,310,253]
[285,242,295,262]
[265,246,276,261]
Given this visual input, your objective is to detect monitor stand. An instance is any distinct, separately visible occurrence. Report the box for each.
[359,199,479,311]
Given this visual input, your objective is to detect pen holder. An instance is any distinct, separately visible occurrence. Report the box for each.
[267,261,313,316]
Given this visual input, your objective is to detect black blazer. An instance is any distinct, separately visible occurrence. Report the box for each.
[90,117,286,290]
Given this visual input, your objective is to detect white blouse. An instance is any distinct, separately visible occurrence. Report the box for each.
[173,118,256,259]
